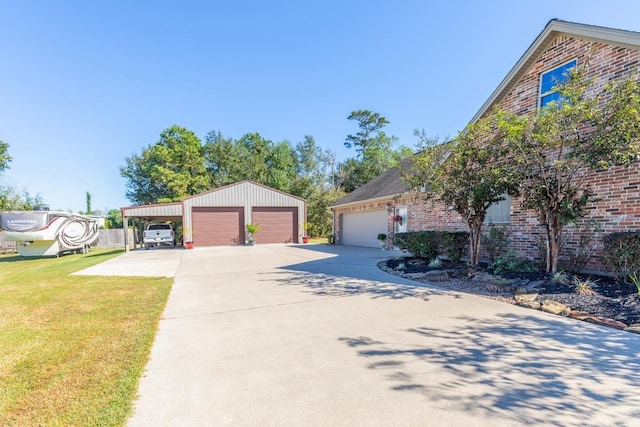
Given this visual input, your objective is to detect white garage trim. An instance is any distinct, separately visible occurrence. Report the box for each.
[341,210,388,248]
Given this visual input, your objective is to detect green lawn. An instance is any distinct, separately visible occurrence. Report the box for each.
[307,237,331,244]
[0,249,172,426]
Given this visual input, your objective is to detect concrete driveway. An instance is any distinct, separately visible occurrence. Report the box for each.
[73,247,183,278]
[126,245,640,426]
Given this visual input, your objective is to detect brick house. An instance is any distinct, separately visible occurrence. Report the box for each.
[331,19,640,273]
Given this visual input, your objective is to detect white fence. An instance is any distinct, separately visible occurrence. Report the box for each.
[95,229,134,248]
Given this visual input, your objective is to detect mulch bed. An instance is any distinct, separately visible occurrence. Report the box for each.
[383,257,640,326]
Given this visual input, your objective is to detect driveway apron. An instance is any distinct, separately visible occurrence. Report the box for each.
[128,245,640,426]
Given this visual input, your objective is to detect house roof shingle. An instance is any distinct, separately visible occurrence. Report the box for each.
[331,159,413,207]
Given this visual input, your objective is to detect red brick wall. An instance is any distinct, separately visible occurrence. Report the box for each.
[332,194,468,249]
[334,35,640,273]
[498,36,640,272]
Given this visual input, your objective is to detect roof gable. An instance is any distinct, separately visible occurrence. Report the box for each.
[469,19,640,126]
[181,180,306,203]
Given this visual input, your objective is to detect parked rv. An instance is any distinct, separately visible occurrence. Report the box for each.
[0,211,99,257]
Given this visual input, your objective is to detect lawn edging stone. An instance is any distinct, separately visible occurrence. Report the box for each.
[378,258,640,334]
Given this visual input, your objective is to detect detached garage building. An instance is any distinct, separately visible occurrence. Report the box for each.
[122,181,306,250]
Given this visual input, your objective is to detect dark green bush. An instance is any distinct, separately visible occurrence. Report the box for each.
[394,230,468,261]
[394,231,437,259]
[393,232,410,251]
[602,232,640,279]
[442,231,469,262]
[481,221,510,262]
[410,231,440,260]
[489,252,539,275]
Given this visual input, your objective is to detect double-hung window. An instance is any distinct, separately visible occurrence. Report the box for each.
[539,59,577,108]
[485,195,511,224]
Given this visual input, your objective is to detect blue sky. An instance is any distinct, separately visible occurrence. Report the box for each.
[1,1,639,213]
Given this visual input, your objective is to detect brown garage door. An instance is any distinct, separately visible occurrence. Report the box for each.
[252,207,298,244]
[192,207,244,246]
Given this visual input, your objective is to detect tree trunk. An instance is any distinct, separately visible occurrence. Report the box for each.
[545,215,563,273]
[468,217,483,266]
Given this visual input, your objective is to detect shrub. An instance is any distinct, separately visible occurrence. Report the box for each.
[489,252,539,275]
[393,231,438,260]
[560,219,602,273]
[442,231,469,262]
[535,233,548,270]
[408,231,439,260]
[481,221,510,262]
[393,232,410,251]
[602,232,640,280]
[394,231,468,261]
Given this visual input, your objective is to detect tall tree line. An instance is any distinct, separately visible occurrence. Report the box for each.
[120,111,411,237]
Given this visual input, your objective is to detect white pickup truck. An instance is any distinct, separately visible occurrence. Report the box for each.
[143,223,175,249]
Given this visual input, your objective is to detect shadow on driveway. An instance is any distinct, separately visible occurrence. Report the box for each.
[266,244,456,301]
[339,311,640,425]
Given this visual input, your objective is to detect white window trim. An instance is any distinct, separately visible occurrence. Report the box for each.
[538,59,578,109]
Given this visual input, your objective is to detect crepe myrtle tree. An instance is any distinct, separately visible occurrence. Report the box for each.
[407,119,519,266]
[500,68,640,273]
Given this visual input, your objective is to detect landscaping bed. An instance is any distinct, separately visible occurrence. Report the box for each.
[380,257,640,330]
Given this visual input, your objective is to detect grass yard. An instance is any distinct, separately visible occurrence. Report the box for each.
[307,237,331,244]
[0,249,172,426]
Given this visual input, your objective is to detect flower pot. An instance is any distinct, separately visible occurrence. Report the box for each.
[185,242,194,250]
[302,236,309,244]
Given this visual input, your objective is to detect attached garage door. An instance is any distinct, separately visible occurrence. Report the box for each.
[192,207,244,246]
[252,207,298,244]
[341,210,388,248]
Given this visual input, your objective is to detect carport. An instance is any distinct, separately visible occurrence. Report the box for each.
[120,181,306,251]
[121,203,183,252]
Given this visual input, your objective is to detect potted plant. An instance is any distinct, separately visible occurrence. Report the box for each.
[246,223,260,246]
[302,223,310,243]
[183,227,194,249]
[377,233,387,250]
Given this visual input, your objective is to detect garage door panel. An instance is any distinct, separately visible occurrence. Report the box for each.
[192,207,244,246]
[252,207,297,244]
[341,210,388,248]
